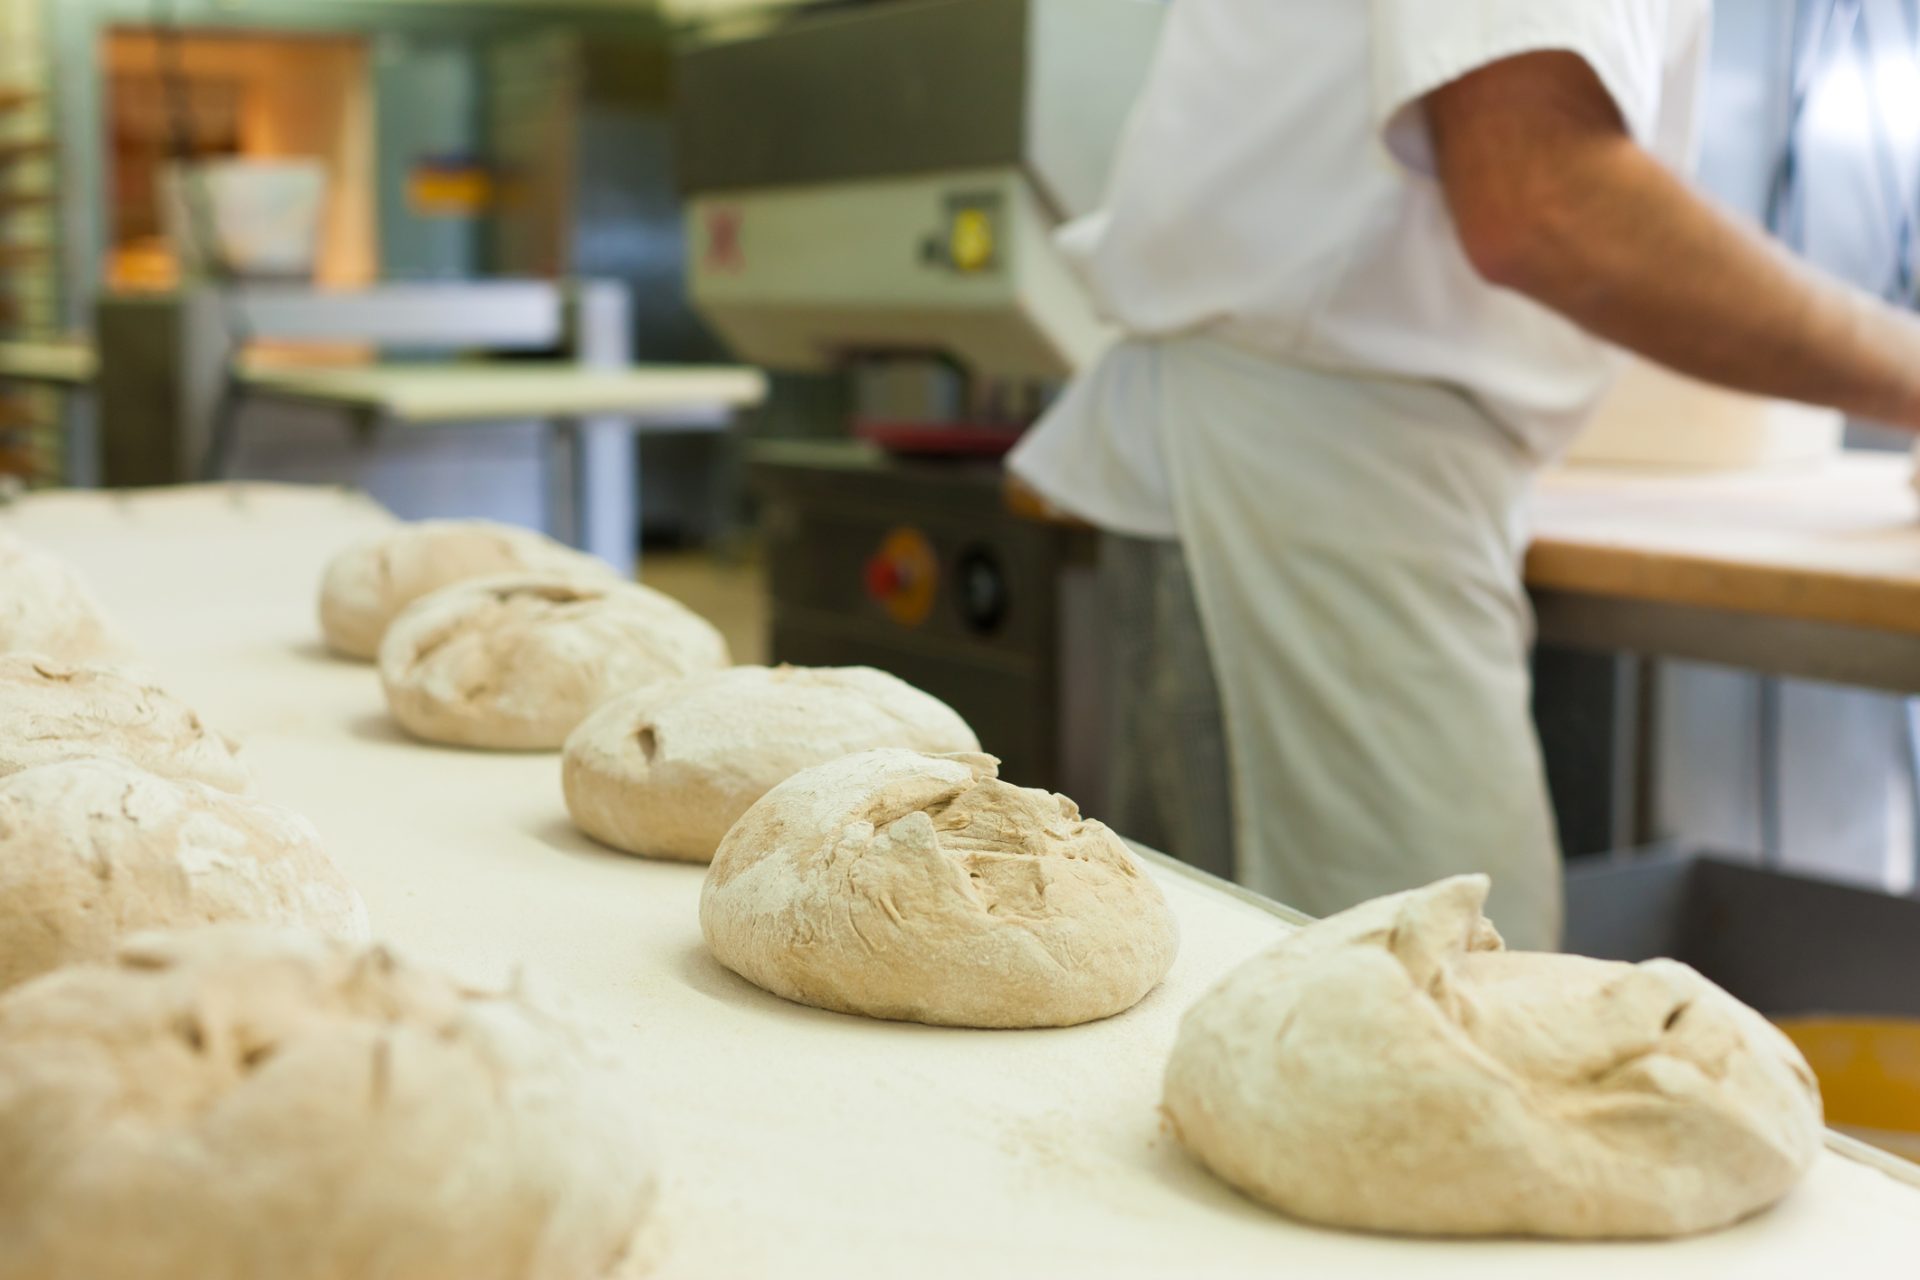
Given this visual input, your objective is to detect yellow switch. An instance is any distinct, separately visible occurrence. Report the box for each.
[950,208,995,273]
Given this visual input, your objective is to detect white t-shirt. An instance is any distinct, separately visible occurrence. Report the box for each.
[1010,0,1713,540]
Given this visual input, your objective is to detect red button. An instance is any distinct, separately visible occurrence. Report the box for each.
[864,556,904,600]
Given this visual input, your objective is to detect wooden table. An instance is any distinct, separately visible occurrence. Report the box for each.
[1016,451,1920,692]
[1529,453,1920,692]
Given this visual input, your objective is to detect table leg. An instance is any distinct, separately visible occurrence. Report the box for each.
[555,416,637,578]
[1904,699,1920,897]
[1758,676,1783,870]
[545,419,580,552]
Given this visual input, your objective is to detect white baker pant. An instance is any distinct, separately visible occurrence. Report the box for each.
[1136,336,1562,950]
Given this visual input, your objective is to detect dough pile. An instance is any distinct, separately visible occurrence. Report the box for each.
[0,927,660,1280]
[0,654,251,793]
[563,665,980,862]
[380,574,731,750]
[701,750,1178,1028]
[319,519,620,661]
[0,758,368,991]
[1162,875,1824,1239]
[0,532,133,662]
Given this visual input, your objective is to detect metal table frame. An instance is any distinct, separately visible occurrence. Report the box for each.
[1534,588,1920,697]
[92,280,738,574]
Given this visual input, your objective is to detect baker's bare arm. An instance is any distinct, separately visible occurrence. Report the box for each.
[1429,50,1920,430]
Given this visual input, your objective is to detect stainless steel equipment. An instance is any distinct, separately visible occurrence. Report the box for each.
[680,0,1161,387]
[676,0,1165,801]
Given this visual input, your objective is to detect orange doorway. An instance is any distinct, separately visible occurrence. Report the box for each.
[102,29,376,291]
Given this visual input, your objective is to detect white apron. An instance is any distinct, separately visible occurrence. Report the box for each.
[1046,336,1564,949]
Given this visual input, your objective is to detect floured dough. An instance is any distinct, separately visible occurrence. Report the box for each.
[1162,875,1824,1239]
[319,519,620,661]
[0,654,251,793]
[0,532,134,663]
[563,665,980,862]
[0,927,659,1280]
[380,574,731,750]
[0,758,369,991]
[701,750,1178,1028]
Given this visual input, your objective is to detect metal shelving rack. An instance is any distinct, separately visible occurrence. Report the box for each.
[0,84,53,482]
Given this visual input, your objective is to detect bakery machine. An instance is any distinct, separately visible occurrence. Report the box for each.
[677,0,1164,804]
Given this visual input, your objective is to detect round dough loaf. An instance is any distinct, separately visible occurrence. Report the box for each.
[700,750,1178,1028]
[379,573,730,750]
[563,665,980,862]
[0,532,133,663]
[319,519,620,661]
[0,927,659,1280]
[1162,875,1824,1239]
[0,654,251,793]
[0,758,369,991]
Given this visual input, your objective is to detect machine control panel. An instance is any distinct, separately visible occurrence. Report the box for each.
[751,443,1093,795]
[861,529,1012,635]
[863,527,939,627]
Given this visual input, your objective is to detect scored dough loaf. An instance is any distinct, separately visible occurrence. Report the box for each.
[0,653,251,793]
[1162,875,1824,1239]
[379,573,731,750]
[0,927,659,1280]
[0,532,134,663]
[318,519,621,661]
[563,665,980,862]
[700,750,1178,1028]
[0,758,369,991]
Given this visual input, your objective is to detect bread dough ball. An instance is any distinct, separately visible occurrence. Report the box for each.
[0,532,133,663]
[0,654,251,794]
[319,519,620,661]
[701,750,1178,1027]
[563,665,980,863]
[0,927,659,1280]
[0,758,369,991]
[379,574,730,750]
[1162,875,1823,1239]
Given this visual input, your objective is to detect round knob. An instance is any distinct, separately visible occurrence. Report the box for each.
[866,527,939,627]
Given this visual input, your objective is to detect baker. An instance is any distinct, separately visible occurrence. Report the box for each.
[1010,2,1920,949]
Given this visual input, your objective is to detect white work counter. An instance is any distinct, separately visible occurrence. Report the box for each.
[242,361,768,427]
[4,483,1917,1278]
[237,360,768,577]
